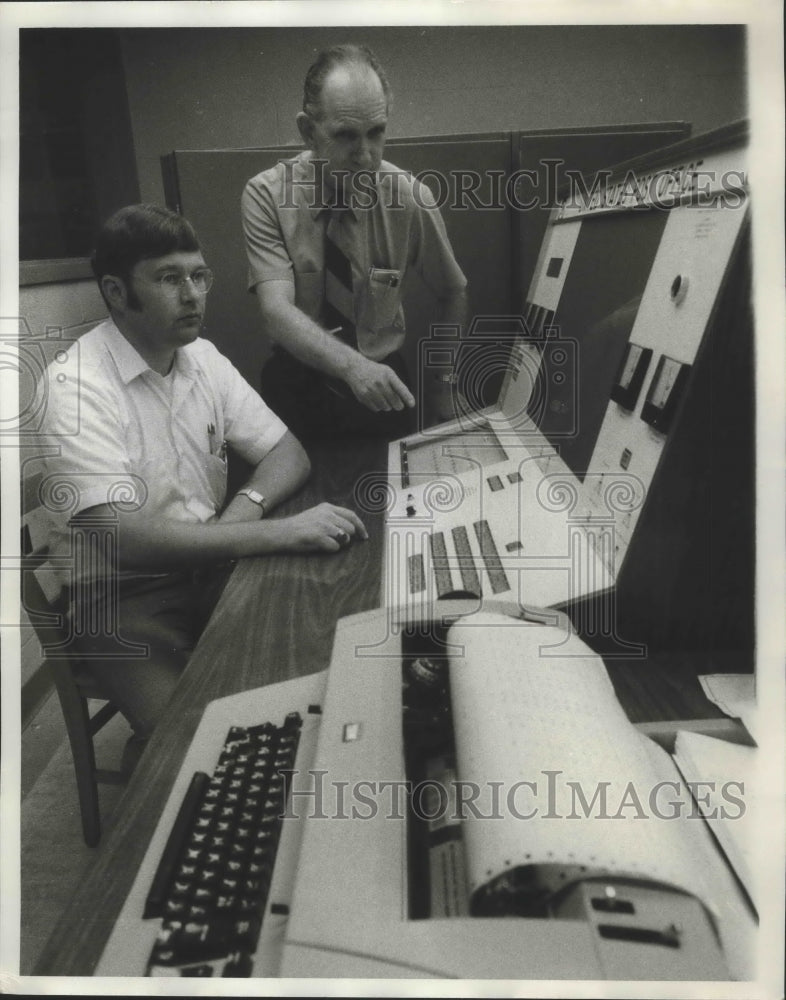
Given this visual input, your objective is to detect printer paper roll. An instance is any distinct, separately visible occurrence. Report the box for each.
[447,613,716,912]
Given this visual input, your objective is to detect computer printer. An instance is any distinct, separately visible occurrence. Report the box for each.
[96,600,756,980]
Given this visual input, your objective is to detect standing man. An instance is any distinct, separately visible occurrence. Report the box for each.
[39,204,366,749]
[242,43,468,442]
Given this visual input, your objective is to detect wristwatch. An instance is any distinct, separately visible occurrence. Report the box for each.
[237,487,267,515]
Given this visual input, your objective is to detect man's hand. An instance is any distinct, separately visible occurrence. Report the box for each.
[254,282,415,413]
[344,354,416,412]
[276,502,369,552]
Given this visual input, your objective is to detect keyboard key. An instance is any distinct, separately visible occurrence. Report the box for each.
[229,842,251,862]
[222,952,253,977]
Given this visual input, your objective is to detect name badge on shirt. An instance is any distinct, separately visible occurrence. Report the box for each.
[356,267,405,361]
[362,268,403,330]
[368,267,400,288]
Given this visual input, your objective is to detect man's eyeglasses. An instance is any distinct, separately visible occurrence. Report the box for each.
[140,268,214,296]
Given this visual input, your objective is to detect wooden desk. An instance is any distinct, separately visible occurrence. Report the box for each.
[34,439,390,976]
[33,438,731,976]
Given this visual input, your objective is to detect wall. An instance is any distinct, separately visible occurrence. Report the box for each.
[20,28,140,261]
[118,24,747,204]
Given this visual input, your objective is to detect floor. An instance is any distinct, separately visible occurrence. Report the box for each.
[19,688,132,976]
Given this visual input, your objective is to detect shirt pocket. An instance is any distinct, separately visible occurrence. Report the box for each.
[358,268,403,332]
[202,452,228,512]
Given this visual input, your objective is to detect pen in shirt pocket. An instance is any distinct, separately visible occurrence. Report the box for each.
[207,423,227,461]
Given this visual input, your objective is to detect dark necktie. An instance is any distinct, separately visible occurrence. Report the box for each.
[323,209,357,348]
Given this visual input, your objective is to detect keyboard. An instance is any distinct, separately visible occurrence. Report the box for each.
[96,673,326,978]
[143,713,303,977]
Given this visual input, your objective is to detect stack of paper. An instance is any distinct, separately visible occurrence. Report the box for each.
[672,729,758,907]
[699,673,759,742]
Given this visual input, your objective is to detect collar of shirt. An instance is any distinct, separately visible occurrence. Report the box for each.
[101,319,199,386]
[293,151,366,223]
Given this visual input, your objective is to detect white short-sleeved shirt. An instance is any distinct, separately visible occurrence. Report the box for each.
[39,319,287,583]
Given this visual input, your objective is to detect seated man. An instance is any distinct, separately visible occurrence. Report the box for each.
[242,43,468,442]
[40,203,366,754]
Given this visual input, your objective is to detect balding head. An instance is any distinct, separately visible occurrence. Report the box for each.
[296,45,391,192]
[302,44,391,122]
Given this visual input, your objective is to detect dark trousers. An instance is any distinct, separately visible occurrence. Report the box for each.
[68,565,232,738]
[259,349,415,444]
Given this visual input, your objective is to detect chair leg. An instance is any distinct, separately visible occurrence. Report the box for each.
[57,683,102,847]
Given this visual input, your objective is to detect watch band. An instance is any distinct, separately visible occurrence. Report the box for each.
[237,488,267,515]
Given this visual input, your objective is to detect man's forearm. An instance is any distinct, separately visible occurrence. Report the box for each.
[257,285,360,381]
[84,498,368,573]
[219,431,310,524]
[112,515,295,570]
[256,283,414,412]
